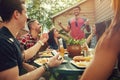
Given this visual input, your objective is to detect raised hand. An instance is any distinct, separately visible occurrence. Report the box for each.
[58,21,62,27]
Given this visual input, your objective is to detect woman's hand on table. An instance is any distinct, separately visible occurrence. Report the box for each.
[47,53,63,68]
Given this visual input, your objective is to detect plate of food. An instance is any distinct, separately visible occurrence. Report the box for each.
[73,56,93,62]
[38,51,53,57]
[71,56,92,68]
[34,58,49,65]
[70,60,90,68]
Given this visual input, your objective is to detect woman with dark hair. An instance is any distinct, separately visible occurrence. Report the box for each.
[47,28,66,50]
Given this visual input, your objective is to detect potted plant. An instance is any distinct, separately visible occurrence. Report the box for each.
[67,38,86,58]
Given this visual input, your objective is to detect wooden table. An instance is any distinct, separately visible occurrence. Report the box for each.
[33,53,85,80]
[50,54,85,80]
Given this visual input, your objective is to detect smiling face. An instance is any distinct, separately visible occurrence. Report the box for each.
[31,20,41,33]
[73,7,80,16]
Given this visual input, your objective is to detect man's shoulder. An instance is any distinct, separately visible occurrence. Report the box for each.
[68,18,75,24]
[69,17,75,21]
[0,31,14,44]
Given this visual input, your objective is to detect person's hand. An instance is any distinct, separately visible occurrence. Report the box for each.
[90,25,96,35]
[40,33,49,43]
[90,29,95,35]
[91,30,95,35]
[58,21,62,27]
[85,20,89,25]
[47,53,63,68]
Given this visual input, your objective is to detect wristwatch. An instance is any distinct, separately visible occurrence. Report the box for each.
[42,63,49,71]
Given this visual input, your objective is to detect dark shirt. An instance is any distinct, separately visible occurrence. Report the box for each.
[0,27,23,75]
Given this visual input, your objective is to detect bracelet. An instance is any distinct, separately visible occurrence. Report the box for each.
[37,40,44,46]
[42,63,49,71]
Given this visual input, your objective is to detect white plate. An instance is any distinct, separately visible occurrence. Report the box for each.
[38,51,53,57]
[70,60,90,68]
[34,58,49,65]
[34,58,67,65]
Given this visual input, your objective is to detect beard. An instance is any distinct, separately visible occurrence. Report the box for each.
[35,27,41,33]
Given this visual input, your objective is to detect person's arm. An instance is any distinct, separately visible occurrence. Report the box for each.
[0,66,19,80]
[80,34,119,80]
[23,41,42,61]
[0,63,45,80]
[58,21,70,32]
[20,53,63,80]
[86,25,96,44]
[23,33,48,61]
[0,53,63,80]
[22,62,37,72]
[85,20,90,32]
[86,33,94,44]
[19,65,46,80]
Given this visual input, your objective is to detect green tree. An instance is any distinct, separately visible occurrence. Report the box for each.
[27,0,81,29]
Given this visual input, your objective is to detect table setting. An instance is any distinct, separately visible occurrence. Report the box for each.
[32,47,94,80]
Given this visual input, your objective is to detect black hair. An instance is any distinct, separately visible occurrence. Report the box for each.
[74,6,81,11]
[47,28,60,44]
[47,28,66,49]
[0,0,25,22]
[48,28,55,39]
[48,28,56,44]
[27,19,36,30]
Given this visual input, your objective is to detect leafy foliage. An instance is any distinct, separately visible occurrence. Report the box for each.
[26,0,81,29]
[67,38,86,45]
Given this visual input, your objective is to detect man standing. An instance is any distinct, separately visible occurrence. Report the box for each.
[58,6,90,40]
[0,0,62,80]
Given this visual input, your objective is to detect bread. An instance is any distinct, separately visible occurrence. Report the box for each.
[76,62,87,67]
[73,56,85,62]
